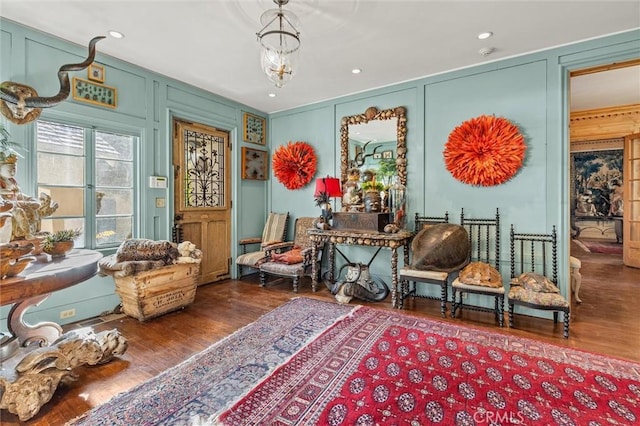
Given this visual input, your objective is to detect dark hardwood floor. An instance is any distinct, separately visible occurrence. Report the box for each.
[3,241,638,425]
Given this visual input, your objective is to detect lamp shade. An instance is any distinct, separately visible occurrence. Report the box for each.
[314,177,342,198]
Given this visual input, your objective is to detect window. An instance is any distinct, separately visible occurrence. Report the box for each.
[36,120,138,249]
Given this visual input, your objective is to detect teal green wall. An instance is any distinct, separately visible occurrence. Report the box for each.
[269,30,640,317]
[1,17,638,325]
[0,19,269,327]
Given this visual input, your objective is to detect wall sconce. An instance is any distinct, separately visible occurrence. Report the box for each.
[314,176,342,222]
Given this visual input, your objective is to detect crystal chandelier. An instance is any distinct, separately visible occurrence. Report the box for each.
[256,0,300,88]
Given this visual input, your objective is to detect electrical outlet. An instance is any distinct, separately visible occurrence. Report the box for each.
[60,308,76,319]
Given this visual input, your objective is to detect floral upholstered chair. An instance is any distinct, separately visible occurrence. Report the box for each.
[235,212,289,277]
[508,225,570,338]
[259,217,320,293]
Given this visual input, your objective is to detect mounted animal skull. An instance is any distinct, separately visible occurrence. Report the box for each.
[0,36,105,125]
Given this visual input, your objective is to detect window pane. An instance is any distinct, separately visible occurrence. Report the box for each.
[96,189,133,215]
[96,217,132,247]
[40,218,85,248]
[96,131,134,161]
[37,121,84,156]
[96,159,133,187]
[38,186,84,216]
[38,152,85,185]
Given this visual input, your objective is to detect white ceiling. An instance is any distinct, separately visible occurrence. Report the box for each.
[1,1,639,114]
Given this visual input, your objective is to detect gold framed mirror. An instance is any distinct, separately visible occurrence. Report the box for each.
[340,106,407,212]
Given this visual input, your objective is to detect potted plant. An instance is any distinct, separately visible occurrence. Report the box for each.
[0,123,22,162]
[42,229,81,258]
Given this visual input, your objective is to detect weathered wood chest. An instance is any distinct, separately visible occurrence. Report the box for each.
[114,263,199,321]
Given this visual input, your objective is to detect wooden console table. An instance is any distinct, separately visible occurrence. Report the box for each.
[307,229,413,308]
[0,249,128,421]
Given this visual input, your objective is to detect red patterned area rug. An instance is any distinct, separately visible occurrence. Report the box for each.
[71,298,640,426]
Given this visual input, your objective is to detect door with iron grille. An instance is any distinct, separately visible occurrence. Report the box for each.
[173,119,231,284]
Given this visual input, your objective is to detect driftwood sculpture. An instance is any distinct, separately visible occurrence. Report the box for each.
[0,36,105,124]
[0,328,127,421]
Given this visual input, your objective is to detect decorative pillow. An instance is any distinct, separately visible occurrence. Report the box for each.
[510,272,559,293]
[271,248,304,265]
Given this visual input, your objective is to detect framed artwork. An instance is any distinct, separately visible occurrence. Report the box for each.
[72,77,117,109]
[243,112,266,145]
[88,63,105,83]
[242,147,268,180]
[382,150,393,159]
[571,149,623,217]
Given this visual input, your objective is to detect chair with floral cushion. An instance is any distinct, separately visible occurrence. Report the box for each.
[259,217,321,293]
[236,211,289,277]
[508,225,570,338]
[451,208,505,326]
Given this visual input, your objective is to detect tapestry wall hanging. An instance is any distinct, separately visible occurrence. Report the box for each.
[571,149,623,218]
[272,141,317,190]
[443,115,526,186]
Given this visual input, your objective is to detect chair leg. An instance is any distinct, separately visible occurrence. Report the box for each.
[497,296,504,327]
[292,276,299,293]
[259,270,266,287]
[553,311,558,324]
[563,311,570,339]
[440,283,447,318]
[508,303,515,328]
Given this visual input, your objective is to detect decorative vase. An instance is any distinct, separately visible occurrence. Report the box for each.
[44,240,74,258]
[389,177,407,230]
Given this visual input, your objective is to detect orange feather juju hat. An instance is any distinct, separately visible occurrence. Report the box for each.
[443,115,526,186]
[272,141,317,190]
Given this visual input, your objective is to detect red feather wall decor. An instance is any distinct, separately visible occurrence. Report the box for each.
[272,141,317,190]
[443,115,526,186]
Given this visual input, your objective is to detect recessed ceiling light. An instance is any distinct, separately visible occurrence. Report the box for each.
[108,30,124,39]
[268,93,276,98]
[351,68,362,74]
[477,31,493,40]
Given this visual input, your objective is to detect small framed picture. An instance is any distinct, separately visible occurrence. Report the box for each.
[373,152,382,159]
[88,64,105,83]
[382,150,394,159]
[241,147,268,180]
[72,77,117,109]
[243,112,266,145]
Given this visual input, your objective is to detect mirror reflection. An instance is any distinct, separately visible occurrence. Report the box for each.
[340,106,407,213]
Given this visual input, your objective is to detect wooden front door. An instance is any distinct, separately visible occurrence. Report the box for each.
[173,119,231,284]
[623,133,640,268]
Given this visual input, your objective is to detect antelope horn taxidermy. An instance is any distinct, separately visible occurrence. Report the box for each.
[0,36,105,125]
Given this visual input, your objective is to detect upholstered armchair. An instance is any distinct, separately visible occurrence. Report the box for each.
[259,217,321,293]
[235,212,289,277]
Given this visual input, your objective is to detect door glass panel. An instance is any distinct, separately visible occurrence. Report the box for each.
[182,128,226,208]
[37,186,84,216]
[37,152,85,185]
[39,217,85,247]
[96,189,133,215]
[96,216,133,247]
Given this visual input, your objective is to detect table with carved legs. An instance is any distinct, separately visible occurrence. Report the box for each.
[0,249,128,421]
[308,229,413,307]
